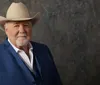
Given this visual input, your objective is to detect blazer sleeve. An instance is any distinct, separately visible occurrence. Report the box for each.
[46,45,63,85]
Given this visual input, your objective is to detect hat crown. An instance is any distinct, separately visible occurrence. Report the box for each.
[0,2,39,27]
[6,2,30,19]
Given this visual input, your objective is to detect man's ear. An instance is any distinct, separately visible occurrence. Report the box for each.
[4,23,8,33]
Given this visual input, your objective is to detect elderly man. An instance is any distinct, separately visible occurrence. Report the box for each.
[0,2,62,85]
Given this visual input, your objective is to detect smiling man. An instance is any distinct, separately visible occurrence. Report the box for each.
[4,21,32,57]
[0,2,62,85]
[5,21,32,47]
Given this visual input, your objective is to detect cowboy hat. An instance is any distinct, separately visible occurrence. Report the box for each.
[0,2,40,26]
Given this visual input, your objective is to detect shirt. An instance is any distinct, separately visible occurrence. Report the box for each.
[8,39,33,71]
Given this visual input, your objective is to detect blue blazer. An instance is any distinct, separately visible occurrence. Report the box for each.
[0,39,62,85]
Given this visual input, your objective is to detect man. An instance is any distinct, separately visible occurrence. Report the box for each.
[0,2,62,85]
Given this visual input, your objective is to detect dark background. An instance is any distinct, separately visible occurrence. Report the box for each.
[0,0,100,85]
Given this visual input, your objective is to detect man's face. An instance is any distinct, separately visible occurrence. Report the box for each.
[4,21,32,48]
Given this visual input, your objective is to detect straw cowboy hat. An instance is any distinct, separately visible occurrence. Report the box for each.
[0,2,40,26]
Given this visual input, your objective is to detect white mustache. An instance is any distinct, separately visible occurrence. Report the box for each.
[17,34,27,37]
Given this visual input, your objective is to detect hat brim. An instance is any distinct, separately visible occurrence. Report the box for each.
[0,12,40,26]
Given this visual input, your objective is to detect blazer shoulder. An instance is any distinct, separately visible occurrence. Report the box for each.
[30,41,52,57]
[31,41,49,50]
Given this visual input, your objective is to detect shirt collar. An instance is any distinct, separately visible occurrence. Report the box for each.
[8,39,33,53]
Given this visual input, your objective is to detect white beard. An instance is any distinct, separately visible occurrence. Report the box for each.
[16,37,29,47]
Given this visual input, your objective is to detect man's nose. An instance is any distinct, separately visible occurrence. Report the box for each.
[19,25,25,33]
